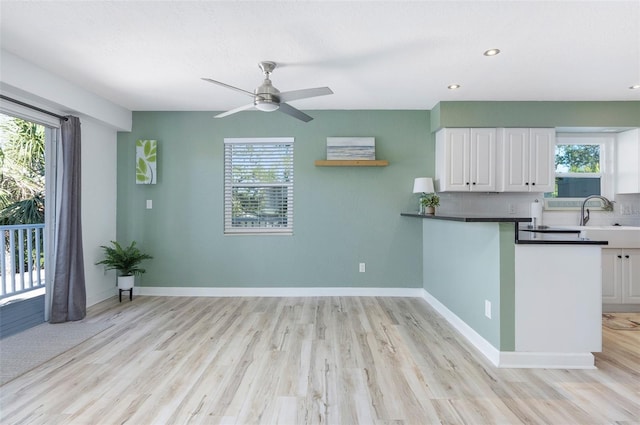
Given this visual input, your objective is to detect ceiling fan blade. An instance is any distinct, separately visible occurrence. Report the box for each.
[278,102,313,122]
[214,103,255,118]
[278,87,333,103]
[202,78,256,98]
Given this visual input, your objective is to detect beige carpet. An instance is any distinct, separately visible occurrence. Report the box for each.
[602,313,640,331]
[0,321,112,385]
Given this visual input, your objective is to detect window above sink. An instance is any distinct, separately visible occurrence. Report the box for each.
[544,133,615,210]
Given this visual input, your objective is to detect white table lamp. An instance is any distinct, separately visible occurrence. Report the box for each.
[413,177,435,214]
[413,177,434,194]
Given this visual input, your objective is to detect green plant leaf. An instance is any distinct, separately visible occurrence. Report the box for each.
[137,158,148,174]
[95,240,153,276]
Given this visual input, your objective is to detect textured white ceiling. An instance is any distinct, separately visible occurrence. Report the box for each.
[1,1,639,112]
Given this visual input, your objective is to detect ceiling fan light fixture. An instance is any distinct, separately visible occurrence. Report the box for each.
[255,100,279,112]
[484,48,501,56]
[448,84,461,90]
[630,84,640,90]
[203,60,332,122]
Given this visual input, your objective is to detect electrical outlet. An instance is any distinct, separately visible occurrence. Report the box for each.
[146,199,153,209]
[508,203,516,214]
[485,300,492,319]
[359,263,366,273]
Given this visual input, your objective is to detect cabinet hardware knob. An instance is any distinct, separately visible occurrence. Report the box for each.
[472,182,476,185]
[466,182,470,185]
[625,255,630,259]
[525,182,529,185]
[618,255,623,258]
[532,182,536,186]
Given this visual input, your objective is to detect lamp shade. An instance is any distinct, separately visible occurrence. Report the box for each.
[413,177,434,194]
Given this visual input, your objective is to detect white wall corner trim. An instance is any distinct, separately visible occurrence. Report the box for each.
[135,286,424,298]
[0,49,132,131]
[87,287,118,308]
[420,289,596,369]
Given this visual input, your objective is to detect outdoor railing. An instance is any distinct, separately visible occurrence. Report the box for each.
[1,224,45,300]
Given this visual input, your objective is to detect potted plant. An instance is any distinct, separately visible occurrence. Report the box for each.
[421,193,440,214]
[95,241,153,291]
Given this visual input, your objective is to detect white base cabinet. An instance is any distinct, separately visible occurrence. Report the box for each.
[515,244,602,353]
[602,248,640,304]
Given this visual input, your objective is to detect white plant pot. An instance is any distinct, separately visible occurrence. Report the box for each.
[118,275,135,290]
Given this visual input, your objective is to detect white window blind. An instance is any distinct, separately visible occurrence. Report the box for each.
[224,138,294,234]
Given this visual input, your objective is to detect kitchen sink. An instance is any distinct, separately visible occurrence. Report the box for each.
[577,226,640,248]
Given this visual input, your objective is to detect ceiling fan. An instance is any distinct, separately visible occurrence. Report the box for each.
[202,61,333,122]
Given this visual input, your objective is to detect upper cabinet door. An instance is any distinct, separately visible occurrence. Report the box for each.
[469,128,496,191]
[616,129,640,194]
[528,128,555,192]
[447,128,471,190]
[498,128,555,192]
[499,128,530,192]
[436,128,470,191]
[436,128,495,192]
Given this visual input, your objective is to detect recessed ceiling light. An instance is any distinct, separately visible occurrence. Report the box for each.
[448,84,461,90]
[484,48,501,56]
[630,84,640,90]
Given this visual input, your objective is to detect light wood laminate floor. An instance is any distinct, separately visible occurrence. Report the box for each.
[1,296,639,424]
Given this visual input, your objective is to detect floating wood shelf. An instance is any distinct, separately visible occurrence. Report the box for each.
[314,160,389,167]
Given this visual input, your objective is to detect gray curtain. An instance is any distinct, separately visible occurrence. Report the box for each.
[50,116,86,323]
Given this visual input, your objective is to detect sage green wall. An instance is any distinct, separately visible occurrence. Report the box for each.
[117,110,430,288]
[421,220,517,350]
[498,223,516,351]
[431,101,640,130]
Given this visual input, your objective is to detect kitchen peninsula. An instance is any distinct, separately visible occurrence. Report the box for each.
[401,212,607,369]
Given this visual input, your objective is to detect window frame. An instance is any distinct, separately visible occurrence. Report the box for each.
[544,133,614,210]
[223,137,294,235]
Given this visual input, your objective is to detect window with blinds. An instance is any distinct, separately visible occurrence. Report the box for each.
[224,138,294,234]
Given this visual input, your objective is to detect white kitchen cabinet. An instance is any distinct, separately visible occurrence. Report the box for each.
[498,128,555,192]
[616,129,640,194]
[602,249,623,303]
[435,128,496,192]
[602,248,640,305]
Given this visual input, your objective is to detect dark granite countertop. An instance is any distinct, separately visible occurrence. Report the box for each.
[400,212,531,223]
[517,230,607,245]
[400,213,608,245]
[517,226,607,245]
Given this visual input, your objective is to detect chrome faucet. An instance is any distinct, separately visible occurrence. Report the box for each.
[580,195,614,226]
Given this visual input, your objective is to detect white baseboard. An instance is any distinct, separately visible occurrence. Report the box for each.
[420,289,596,369]
[420,289,501,367]
[136,286,424,298]
[498,352,596,369]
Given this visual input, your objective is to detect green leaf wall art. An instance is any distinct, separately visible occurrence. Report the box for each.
[136,139,157,184]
